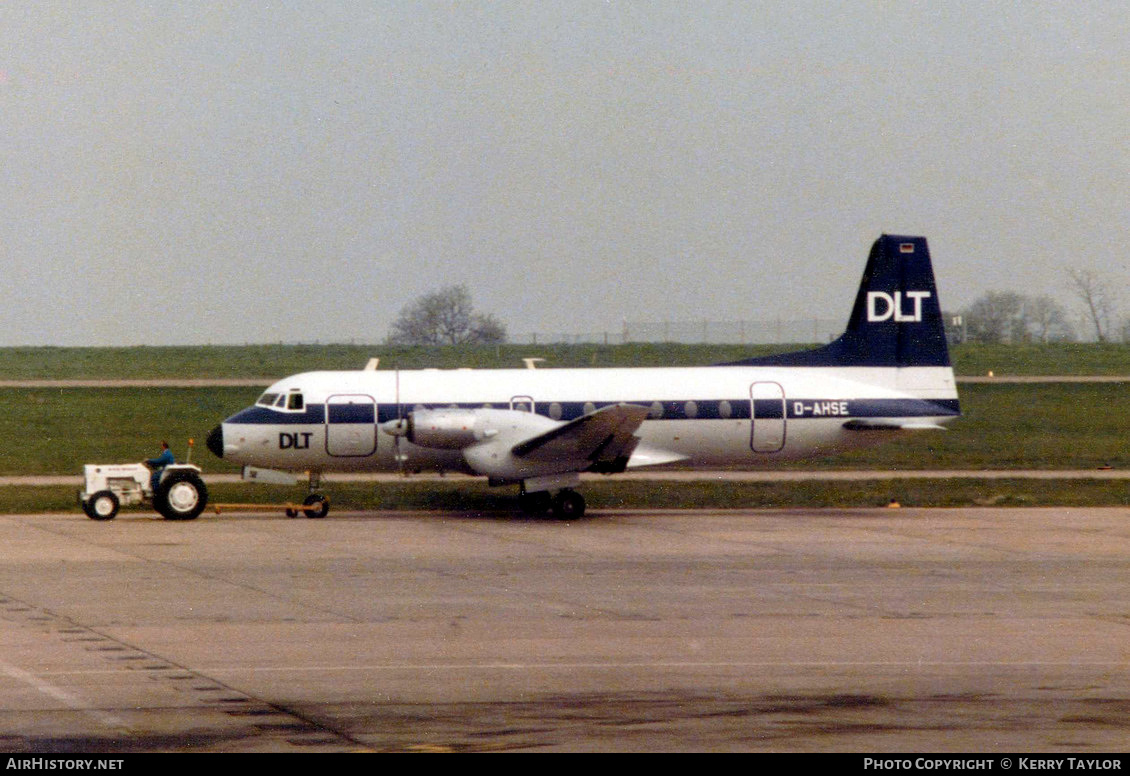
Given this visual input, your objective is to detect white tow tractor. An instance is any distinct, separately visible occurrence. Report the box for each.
[79,462,208,521]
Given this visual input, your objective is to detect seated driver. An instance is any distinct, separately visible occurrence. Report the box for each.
[146,441,175,492]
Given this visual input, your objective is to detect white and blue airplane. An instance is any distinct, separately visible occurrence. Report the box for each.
[206,235,959,518]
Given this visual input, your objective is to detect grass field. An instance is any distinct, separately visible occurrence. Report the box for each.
[0,387,257,474]
[0,381,1122,476]
[951,343,1130,377]
[3,341,1130,378]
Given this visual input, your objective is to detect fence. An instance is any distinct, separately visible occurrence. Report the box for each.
[521,318,844,346]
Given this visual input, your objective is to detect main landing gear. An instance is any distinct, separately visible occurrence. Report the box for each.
[518,487,586,520]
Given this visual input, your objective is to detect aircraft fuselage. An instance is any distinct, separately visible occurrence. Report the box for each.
[211,363,958,475]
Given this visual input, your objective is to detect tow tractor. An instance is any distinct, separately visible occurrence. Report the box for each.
[79,461,208,521]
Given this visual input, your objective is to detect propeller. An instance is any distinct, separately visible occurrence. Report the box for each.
[393,370,406,476]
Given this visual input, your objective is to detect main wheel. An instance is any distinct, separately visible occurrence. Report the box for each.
[302,493,330,519]
[84,490,119,520]
[551,489,586,520]
[155,471,208,520]
[519,490,553,516]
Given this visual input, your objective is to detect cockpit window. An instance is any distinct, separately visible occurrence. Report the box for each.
[256,391,304,412]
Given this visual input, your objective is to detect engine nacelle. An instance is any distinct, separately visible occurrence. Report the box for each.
[392,409,484,450]
[381,407,569,479]
[408,409,483,449]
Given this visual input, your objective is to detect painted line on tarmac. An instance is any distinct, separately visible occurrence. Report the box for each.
[0,657,130,730]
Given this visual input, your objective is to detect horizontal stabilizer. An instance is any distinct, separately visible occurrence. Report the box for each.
[843,420,948,431]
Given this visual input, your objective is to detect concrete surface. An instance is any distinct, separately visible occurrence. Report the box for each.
[0,506,1126,752]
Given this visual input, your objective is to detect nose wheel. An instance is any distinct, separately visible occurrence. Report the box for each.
[292,472,329,518]
[302,493,330,518]
[286,493,330,518]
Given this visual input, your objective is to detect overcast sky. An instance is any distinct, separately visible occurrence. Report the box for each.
[2,2,1127,346]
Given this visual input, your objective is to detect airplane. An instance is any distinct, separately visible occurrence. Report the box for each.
[206,234,959,519]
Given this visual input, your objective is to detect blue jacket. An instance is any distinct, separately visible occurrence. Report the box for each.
[147,449,174,468]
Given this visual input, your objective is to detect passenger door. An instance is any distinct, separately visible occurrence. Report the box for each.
[325,394,377,457]
[750,382,786,453]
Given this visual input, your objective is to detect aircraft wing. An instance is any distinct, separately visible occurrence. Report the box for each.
[511,403,653,472]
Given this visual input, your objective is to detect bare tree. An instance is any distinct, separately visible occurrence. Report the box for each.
[386,285,508,345]
[1024,295,1075,343]
[1066,268,1116,342]
[469,311,507,344]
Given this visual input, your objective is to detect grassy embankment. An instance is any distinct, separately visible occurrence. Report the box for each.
[6,340,1130,376]
[1,342,1127,513]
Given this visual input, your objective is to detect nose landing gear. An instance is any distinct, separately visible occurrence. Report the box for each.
[286,493,330,519]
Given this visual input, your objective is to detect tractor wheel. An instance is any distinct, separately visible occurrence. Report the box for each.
[155,471,208,520]
[85,490,120,521]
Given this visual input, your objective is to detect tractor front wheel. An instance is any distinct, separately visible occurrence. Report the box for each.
[84,490,120,520]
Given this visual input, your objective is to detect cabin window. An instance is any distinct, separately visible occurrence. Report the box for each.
[549,402,563,420]
[685,401,698,419]
[649,402,664,419]
[719,400,732,419]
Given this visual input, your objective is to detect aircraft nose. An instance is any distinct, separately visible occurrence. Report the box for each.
[206,425,224,459]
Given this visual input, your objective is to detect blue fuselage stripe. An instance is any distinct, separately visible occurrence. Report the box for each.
[226,398,960,425]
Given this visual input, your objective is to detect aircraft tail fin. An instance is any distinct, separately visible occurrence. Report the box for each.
[725,235,950,368]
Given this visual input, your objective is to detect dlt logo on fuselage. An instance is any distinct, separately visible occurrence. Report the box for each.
[867,291,932,323]
[280,432,313,449]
